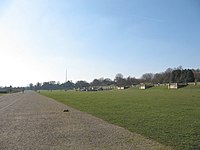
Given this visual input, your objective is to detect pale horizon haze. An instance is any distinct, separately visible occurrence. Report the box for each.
[0,0,200,87]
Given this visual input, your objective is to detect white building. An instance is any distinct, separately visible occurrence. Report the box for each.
[168,83,178,89]
[117,87,125,90]
[139,84,146,90]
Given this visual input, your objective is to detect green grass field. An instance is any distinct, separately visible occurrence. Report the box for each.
[41,86,200,150]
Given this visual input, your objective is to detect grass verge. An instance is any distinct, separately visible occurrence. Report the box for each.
[41,87,200,150]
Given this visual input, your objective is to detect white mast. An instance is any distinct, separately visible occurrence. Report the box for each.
[65,68,67,82]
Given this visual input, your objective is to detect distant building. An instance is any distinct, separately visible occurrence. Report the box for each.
[117,86,129,90]
[117,87,125,90]
[139,83,146,90]
[0,88,8,93]
[168,83,178,89]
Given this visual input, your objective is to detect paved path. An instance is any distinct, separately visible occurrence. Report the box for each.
[0,92,170,150]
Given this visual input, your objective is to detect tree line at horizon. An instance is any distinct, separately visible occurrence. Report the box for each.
[27,67,200,90]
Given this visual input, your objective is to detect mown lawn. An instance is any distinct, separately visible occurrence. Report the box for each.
[41,87,200,150]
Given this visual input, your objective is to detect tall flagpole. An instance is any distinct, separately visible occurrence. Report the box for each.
[65,68,67,83]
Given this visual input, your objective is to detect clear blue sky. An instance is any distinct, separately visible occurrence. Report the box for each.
[0,0,200,86]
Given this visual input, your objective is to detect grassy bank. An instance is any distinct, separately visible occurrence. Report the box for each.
[41,87,200,149]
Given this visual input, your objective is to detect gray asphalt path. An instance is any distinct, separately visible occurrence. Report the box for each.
[0,91,170,150]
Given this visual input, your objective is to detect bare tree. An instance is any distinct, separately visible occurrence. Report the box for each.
[153,73,164,83]
[114,73,126,87]
[141,73,154,83]
[115,73,123,81]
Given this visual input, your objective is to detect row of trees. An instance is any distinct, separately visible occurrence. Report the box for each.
[142,67,197,84]
[171,69,194,83]
[28,67,200,90]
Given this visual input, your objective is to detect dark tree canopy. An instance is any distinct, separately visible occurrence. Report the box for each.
[171,70,182,83]
[186,69,195,82]
[75,81,89,89]
[171,69,194,83]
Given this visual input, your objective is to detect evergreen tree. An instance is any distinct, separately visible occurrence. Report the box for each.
[171,70,181,83]
[186,69,195,82]
[180,69,187,83]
